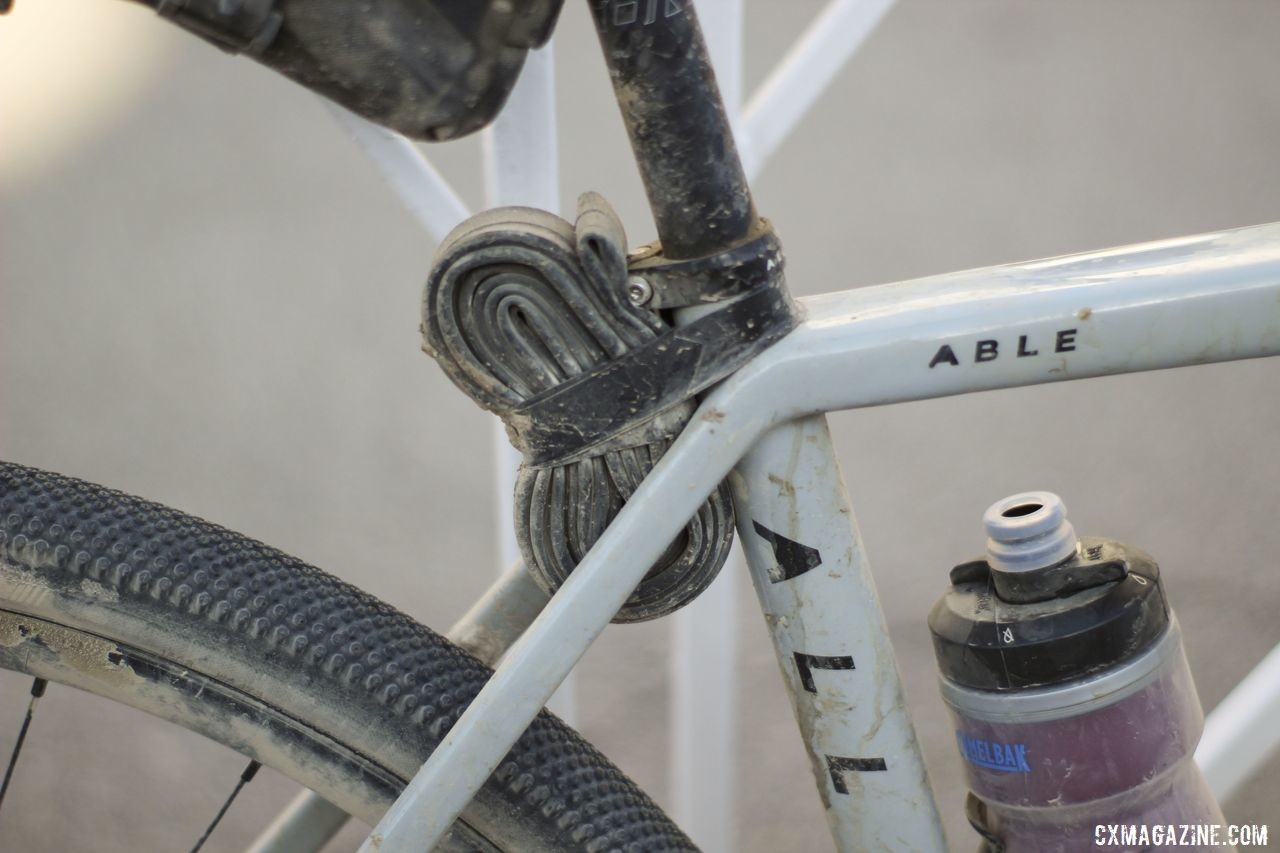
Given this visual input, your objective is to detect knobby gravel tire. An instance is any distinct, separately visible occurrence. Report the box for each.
[0,461,696,852]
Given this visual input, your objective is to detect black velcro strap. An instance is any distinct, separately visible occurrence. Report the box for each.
[514,281,795,465]
[422,194,793,622]
[424,195,798,467]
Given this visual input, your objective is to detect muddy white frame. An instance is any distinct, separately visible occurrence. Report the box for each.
[364,221,1280,851]
[273,4,905,851]
[242,3,1280,851]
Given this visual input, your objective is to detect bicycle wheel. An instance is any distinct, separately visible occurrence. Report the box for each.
[0,461,694,852]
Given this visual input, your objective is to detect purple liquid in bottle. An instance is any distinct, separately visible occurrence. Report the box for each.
[930,493,1228,852]
[945,624,1225,851]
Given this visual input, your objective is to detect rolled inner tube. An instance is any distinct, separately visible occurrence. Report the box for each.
[422,194,734,622]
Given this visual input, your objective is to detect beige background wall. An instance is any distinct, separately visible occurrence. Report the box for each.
[2,1,1279,850]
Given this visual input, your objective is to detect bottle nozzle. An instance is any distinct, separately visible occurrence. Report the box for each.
[984,491,1079,574]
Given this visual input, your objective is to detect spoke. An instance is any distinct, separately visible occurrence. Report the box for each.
[0,678,47,815]
[190,759,261,853]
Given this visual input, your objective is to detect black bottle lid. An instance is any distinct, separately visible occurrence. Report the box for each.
[928,539,1170,691]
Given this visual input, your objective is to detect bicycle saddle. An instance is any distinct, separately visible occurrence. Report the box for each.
[138,0,564,141]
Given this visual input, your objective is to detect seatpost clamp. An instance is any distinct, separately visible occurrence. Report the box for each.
[625,220,786,310]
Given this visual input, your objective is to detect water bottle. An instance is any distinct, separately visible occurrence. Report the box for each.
[929,492,1228,852]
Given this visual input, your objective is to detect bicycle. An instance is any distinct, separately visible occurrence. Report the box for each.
[2,0,1280,845]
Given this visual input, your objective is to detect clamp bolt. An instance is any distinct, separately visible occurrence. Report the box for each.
[626,276,653,306]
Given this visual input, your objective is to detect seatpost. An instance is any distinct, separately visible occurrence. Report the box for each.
[587,0,758,260]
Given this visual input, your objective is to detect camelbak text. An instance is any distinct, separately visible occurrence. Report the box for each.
[956,732,1031,773]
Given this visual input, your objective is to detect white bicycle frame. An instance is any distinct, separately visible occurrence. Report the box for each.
[366,221,1280,851]
[237,3,1280,851]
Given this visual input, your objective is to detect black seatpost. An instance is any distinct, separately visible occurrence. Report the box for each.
[587,0,757,260]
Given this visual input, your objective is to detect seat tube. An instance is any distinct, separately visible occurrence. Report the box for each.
[590,4,945,843]
[730,415,947,852]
